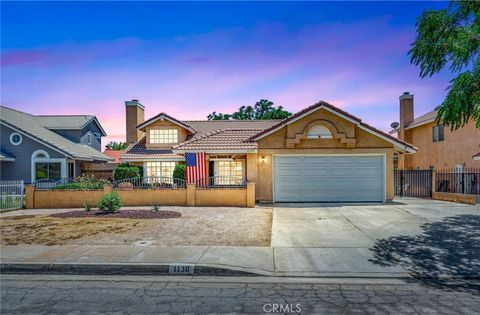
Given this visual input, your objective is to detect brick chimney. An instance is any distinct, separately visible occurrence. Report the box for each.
[125,99,145,144]
[399,92,414,141]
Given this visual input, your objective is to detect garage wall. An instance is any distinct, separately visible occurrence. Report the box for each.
[255,109,395,202]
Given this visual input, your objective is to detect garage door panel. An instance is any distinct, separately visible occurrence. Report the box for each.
[274,155,384,202]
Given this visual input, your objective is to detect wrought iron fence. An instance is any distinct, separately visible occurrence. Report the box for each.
[33,178,76,189]
[0,180,24,211]
[394,169,432,198]
[112,176,186,190]
[436,168,480,195]
[194,176,246,188]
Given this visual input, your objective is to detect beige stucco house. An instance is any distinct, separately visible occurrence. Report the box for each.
[121,99,416,203]
[396,92,480,170]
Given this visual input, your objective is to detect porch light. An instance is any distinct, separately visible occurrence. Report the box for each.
[260,155,266,162]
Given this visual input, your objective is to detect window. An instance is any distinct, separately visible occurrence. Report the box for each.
[432,124,444,142]
[146,162,176,178]
[87,133,92,145]
[35,162,62,180]
[94,132,101,140]
[9,132,22,145]
[150,129,178,144]
[307,125,333,139]
[216,161,244,185]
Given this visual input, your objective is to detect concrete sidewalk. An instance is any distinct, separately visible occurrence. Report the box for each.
[0,244,410,278]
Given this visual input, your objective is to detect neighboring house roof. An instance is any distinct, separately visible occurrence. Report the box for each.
[248,101,417,153]
[0,106,113,162]
[173,129,261,153]
[34,115,107,136]
[103,148,125,163]
[474,152,480,160]
[405,110,437,129]
[0,150,15,162]
[121,136,184,162]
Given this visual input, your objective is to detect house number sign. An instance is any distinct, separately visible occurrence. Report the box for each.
[168,264,195,274]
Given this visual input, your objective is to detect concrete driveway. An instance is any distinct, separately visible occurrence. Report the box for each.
[272,198,480,277]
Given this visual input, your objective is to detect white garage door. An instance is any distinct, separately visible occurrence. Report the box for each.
[274,155,384,202]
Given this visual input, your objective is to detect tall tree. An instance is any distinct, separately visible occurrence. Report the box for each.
[409,1,480,129]
[207,99,292,120]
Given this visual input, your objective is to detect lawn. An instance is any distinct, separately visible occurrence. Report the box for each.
[0,206,272,246]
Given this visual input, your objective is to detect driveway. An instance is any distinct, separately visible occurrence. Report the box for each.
[272,198,480,278]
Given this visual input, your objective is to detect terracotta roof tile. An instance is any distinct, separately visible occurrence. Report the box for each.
[121,136,184,161]
[173,129,260,151]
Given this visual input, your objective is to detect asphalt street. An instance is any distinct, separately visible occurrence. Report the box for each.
[1,275,479,314]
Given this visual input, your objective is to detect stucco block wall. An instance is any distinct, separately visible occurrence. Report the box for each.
[255,110,396,202]
[401,120,480,169]
[25,184,254,208]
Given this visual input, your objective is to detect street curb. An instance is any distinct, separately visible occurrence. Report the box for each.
[0,263,260,277]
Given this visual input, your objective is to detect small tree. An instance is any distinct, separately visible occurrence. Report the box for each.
[97,192,123,213]
[114,163,143,180]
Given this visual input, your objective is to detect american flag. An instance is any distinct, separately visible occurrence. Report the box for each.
[185,152,207,185]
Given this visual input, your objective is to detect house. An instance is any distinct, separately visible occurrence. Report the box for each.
[0,106,113,183]
[395,92,480,170]
[121,99,416,203]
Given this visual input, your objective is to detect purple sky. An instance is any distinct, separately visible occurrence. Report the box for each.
[1,2,452,147]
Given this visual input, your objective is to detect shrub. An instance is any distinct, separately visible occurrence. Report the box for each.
[151,203,160,212]
[82,199,94,211]
[97,192,123,213]
[114,163,143,180]
[173,164,186,181]
[51,175,109,190]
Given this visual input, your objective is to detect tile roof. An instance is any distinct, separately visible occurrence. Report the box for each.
[122,100,417,160]
[103,149,125,163]
[137,112,195,132]
[173,129,260,152]
[405,110,437,129]
[248,101,417,152]
[0,106,113,162]
[121,136,184,161]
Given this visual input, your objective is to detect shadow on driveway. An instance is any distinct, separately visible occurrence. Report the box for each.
[370,214,480,292]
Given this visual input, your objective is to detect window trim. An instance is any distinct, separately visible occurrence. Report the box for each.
[9,132,23,145]
[87,133,92,145]
[31,150,66,183]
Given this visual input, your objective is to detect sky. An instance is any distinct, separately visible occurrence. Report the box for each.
[1,1,452,148]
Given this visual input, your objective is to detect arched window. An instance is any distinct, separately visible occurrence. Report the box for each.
[307,125,333,139]
[31,150,64,182]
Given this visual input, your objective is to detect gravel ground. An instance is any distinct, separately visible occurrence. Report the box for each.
[1,206,272,246]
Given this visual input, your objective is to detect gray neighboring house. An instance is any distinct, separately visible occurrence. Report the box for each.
[0,106,113,184]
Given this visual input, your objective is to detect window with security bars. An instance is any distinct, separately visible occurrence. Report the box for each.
[150,129,178,144]
[146,162,176,182]
[216,161,244,185]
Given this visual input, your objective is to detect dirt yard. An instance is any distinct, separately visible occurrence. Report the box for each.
[0,206,272,246]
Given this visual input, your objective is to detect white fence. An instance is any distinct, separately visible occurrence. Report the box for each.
[0,180,24,211]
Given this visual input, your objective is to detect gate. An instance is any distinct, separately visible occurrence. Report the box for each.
[394,170,432,198]
[0,180,24,211]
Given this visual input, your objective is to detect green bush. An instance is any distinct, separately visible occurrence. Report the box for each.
[173,164,186,181]
[114,163,143,180]
[51,175,109,190]
[97,192,123,213]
